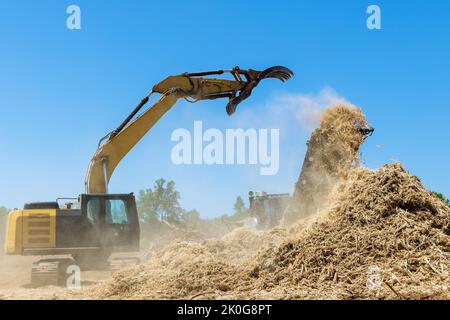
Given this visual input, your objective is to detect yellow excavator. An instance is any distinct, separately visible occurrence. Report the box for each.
[3,66,293,286]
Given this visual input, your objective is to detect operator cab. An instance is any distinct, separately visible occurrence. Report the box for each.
[249,191,291,229]
[80,193,140,250]
[52,193,140,252]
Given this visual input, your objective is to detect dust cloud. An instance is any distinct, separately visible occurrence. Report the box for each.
[284,104,370,223]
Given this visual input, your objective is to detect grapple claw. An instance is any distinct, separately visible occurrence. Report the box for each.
[161,65,294,116]
[225,65,294,116]
[258,66,294,82]
[226,101,237,116]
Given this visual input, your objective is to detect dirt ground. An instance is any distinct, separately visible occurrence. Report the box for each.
[0,255,34,289]
[0,254,111,300]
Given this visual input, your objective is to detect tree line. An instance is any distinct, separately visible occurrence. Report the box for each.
[136,178,248,225]
[0,189,448,226]
[0,179,248,227]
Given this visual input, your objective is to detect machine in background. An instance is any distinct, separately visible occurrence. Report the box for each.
[249,191,291,229]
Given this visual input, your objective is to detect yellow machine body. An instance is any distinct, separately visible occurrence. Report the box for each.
[4,209,56,255]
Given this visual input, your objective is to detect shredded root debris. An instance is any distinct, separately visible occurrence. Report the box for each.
[83,104,450,300]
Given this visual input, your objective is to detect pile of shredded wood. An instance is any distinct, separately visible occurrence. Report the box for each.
[246,164,450,299]
[307,103,368,178]
[81,104,449,300]
[89,226,290,299]
[285,104,369,222]
[87,164,450,300]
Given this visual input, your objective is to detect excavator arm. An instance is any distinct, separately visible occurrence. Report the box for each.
[85,66,293,194]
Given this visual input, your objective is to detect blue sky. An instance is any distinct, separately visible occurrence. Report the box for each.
[0,1,449,218]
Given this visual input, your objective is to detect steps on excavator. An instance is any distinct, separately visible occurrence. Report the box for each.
[31,258,75,287]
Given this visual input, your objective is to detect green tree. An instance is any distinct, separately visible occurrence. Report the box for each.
[231,196,248,220]
[233,196,245,215]
[181,209,200,222]
[433,192,450,207]
[137,178,184,223]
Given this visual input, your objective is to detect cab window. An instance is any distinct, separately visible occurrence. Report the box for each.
[87,198,100,225]
[105,199,129,224]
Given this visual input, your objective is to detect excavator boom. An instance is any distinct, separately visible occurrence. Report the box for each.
[4,65,293,286]
[85,66,293,194]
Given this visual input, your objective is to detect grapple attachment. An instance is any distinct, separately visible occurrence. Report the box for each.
[224,66,294,115]
[173,65,294,116]
[106,65,294,144]
[89,65,293,194]
[257,66,294,82]
[359,125,374,137]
